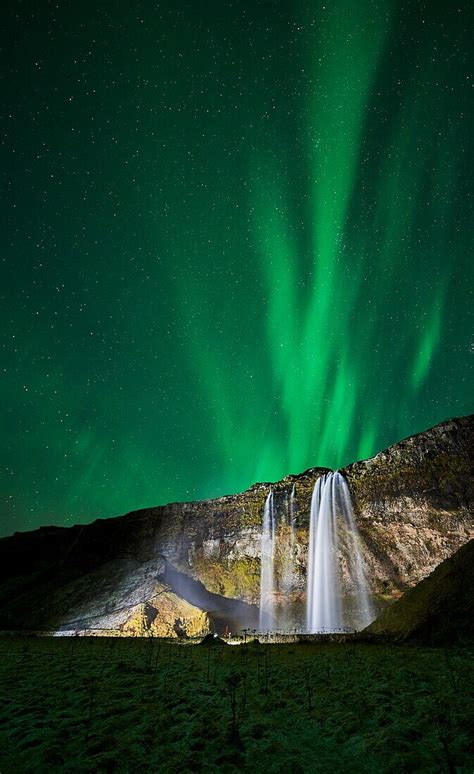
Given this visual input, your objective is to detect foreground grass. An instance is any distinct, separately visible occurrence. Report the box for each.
[0,637,472,773]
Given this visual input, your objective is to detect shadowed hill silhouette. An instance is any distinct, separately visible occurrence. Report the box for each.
[364,539,474,643]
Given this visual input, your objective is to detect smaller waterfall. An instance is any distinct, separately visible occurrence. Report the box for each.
[338,478,374,628]
[306,471,374,633]
[259,489,275,630]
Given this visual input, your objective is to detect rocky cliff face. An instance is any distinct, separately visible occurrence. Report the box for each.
[0,415,472,635]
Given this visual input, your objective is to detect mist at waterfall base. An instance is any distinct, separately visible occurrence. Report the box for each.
[258,472,375,634]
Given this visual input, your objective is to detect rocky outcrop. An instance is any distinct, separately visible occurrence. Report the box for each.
[121,593,210,638]
[0,415,472,635]
[345,415,473,596]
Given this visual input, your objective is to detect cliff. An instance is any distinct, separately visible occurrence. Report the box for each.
[0,414,472,635]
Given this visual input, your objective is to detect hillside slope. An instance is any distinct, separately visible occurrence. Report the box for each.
[364,539,474,643]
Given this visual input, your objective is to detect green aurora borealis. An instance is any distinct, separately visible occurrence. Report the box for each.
[2,1,473,535]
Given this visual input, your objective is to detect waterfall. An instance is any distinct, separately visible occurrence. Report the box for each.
[337,478,375,629]
[306,471,374,633]
[306,474,342,631]
[259,489,275,630]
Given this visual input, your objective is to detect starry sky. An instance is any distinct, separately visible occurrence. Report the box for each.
[2,0,473,536]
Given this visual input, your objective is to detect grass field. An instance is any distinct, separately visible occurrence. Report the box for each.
[0,636,472,772]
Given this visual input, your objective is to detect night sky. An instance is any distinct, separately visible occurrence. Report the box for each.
[2,1,472,536]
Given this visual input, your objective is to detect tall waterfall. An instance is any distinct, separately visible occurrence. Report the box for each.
[306,471,374,633]
[259,490,275,630]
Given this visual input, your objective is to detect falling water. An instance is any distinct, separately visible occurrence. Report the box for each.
[259,489,275,630]
[306,471,374,633]
[337,478,375,628]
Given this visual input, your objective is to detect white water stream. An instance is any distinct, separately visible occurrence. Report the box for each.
[259,489,275,630]
[306,471,374,632]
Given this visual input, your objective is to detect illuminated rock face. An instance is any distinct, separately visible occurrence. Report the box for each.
[0,415,472,636]
[121,594,211,638]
